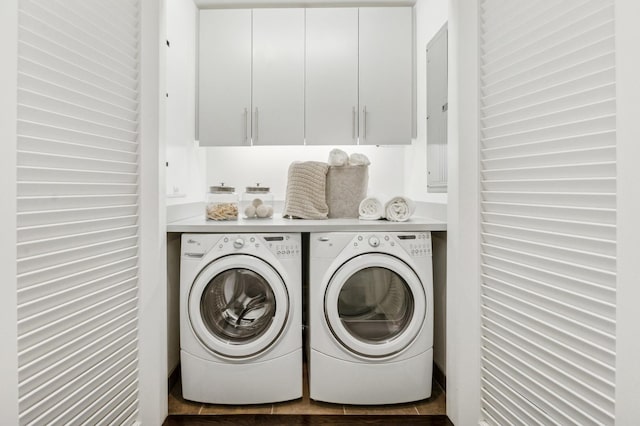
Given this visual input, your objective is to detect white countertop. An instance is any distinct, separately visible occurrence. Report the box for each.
[167,213,447,233]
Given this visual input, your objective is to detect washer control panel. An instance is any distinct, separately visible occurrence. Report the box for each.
[264,235,300,259]
[182,234,301,259]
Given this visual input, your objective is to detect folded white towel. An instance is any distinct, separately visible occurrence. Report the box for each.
[385,196,416,222]
[349,153,371,166]
[359,197,384,220]
[328,148,349,166]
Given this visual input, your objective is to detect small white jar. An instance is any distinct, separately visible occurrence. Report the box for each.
[241,184,274,219]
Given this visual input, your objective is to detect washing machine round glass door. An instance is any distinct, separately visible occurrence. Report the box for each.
[188,254,289,358]
[324,253,426,358]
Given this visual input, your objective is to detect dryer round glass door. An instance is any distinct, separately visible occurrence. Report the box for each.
[188,254,289,358]
[324,253,426,358]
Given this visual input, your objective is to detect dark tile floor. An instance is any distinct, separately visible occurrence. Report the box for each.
[164,414,453,425]
[169,364,446,416]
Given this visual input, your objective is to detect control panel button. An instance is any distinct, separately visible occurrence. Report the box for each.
[233,238,245,249]
[369,236,380,248]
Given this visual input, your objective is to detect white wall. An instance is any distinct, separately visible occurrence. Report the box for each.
[205,145,407,201]
[0,0,19,423]
[406,0,448,376]
[165,0,206,204]
[165,0,204,379]
[404,0,448,204]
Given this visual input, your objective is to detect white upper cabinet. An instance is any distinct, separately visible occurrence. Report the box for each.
[199,9,252,146]
[359,7,413,145]
[252,9,305,145]
[305,8,359,145]
[198,7,412,146]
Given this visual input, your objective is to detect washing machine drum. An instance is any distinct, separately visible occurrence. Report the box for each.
[324,253,426,358]
[188,254,289,358]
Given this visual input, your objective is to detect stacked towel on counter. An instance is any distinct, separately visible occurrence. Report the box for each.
[349,153,371,166]
[358,196,385,220]
[282,161,329,219]
[328,149,371,167]
[384,196,416,222]
[328,148,349,166]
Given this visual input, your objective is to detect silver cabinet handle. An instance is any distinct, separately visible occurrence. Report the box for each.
[362,106,367,140]
[352,106,356,140]
[254,107,259,143]
[243,108,248,144]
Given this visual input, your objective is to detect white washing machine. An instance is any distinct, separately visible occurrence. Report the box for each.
[180,233,302,404]
[308,231,433,405]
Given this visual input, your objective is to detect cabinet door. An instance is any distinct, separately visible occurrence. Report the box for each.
[305,8,358,145]
[252,9,305,145]
[199,10,251,146]
[359,7,413,145]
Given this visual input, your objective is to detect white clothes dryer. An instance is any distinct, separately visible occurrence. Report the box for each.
[180,233,302,404]
[308,231,434,405]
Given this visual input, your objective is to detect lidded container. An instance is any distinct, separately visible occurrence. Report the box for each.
[242,183,274,219]
[205,184,238,221]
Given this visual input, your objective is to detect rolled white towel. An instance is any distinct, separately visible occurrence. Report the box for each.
[358,197,384,220]
[385,196,416,222]
[328,148,349,166]
[349,153,371,166]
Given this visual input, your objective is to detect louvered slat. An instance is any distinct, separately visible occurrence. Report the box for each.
[18,267,138,318]
[18,12,137,81]
[17,0,140,424]
[19,300,138,365]
[18,182,138,196]
[18,2,137,67]
[482,371,556,425]
[66,376,138,425]
[18,66,139,114]
[18,194,138,212]
[18,206,138,228]
[480,0,616,424]
[18,138,138,163]
[19,323,137,396]
[20,352,138,424]
[18,90,138,132]
[18,121,138,152]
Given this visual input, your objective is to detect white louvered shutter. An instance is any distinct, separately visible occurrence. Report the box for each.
[479,0,616,425]
[16,0,141,424]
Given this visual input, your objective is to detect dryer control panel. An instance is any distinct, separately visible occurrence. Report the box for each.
[310,232,432,259]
